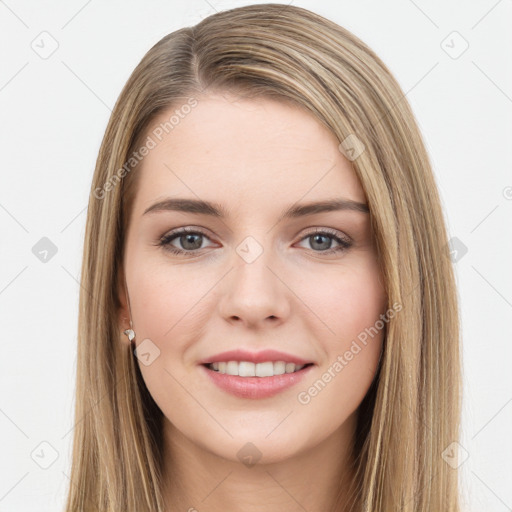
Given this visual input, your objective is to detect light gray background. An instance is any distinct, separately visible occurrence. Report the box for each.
[1,1,511,510]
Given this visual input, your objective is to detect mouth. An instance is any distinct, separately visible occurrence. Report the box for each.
[200,361,315,399]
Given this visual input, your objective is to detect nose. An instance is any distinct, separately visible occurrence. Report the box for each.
[217,245,291,329]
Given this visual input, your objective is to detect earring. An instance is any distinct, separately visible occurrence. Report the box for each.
[123,328,136,343]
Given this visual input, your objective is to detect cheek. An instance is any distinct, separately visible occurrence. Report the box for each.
[127,261,217,413]
[310,258,386,348]
[129,258,216,343]
[296,260,386,405]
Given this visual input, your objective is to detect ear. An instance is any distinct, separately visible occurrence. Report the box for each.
[116,265,132,347]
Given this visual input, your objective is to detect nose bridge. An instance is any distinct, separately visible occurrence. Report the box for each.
[218,232,290,326]
[233,232,280,300]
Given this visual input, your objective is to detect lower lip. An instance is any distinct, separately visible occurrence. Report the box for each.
[200,364,315,399]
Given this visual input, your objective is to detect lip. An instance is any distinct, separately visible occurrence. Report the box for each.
[200,363,315,399]
[198,349,313,366]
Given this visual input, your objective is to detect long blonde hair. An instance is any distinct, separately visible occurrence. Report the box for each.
[65,4,461,511]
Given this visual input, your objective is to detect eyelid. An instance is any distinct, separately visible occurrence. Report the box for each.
[158,226,216,247]
[299,226,352,243]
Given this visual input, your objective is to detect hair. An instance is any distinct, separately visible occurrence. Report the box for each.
[65,4,461,511]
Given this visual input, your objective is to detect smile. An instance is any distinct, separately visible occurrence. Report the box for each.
[201,361,315,399]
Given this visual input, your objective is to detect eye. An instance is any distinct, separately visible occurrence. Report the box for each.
[157,227,215,256]
[296,228,352,255]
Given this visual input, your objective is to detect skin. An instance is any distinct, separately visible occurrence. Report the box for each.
[118,92,387,512]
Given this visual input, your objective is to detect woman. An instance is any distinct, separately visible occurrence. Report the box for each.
[65,4,461,511]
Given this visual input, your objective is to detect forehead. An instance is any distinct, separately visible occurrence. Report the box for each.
[132,93,366,215]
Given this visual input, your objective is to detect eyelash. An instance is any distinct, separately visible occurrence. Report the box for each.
[156,226,352,257]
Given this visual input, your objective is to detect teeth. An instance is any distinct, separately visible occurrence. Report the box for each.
[285,362,295,374]
[208,360,306,377]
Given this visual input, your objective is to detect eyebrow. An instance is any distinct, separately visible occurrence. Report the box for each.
[143,197,369,221]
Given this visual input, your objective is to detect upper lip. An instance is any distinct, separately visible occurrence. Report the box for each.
[199,349,314,366]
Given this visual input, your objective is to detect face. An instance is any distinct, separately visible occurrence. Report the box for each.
[118,92,387,465]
